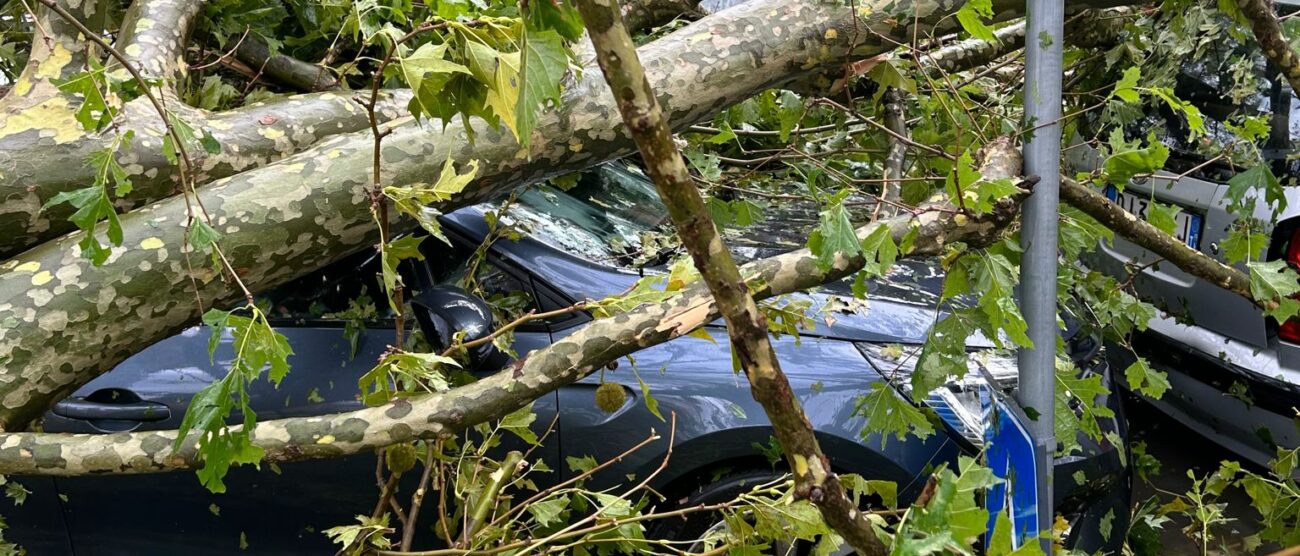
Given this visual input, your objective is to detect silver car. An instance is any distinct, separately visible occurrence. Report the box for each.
[1072,9,1300,468]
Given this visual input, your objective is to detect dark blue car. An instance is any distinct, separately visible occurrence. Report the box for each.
[7,164,1130,554]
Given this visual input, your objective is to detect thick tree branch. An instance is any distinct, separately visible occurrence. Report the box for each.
[116,0,207,85]
[1235,0,1300,97]
[0,193,1026,476]
[233,37,340,92]
[0,0,1120,430]
[1058,177,1266,309]
[2,0,102,104]
[576,0,893,553]
[0,89,412,257]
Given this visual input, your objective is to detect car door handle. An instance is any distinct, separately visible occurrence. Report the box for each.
[52,398,171,422]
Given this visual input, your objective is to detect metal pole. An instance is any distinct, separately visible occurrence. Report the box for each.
[1018,0,1063,547]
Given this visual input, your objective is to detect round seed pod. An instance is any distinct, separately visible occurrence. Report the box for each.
[595,382,627,413]
[385,443,418,475]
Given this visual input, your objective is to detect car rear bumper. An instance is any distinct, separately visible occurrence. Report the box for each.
[1108,331,1300,471]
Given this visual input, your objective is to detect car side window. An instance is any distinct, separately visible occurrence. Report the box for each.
[257,249,391,324]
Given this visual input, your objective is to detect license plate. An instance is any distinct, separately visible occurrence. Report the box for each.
[1104,186,1203,249]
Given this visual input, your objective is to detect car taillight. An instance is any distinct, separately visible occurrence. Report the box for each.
[1281,227,1300,343]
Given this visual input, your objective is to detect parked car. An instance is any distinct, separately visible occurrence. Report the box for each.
[1071,3,1300,470]
[5,163,1129,554]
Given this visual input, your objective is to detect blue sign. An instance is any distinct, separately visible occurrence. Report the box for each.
[984,398,1041,548]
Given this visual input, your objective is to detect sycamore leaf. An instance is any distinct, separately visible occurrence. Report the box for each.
[777,90,804,141]
[1145,201,1181,236]
[955,0,996,41]
[380,235,426,313]
[854,382,934,446]
[910,456,1002,544]
[526,496,569,527]
[401,42,471,120]
[631,365,665,422]
[484,50,523,138]
[1124,356,1170,399]
[515,28,569,147]
[859,224,899,278]
[1248,260,1300,321]
[1222,227,1269,264]
[385,158,480,243]
[1226,164,1285,214]
[1110,66,1141,103]
[807,201,861,271]
[1105,143,1168,187]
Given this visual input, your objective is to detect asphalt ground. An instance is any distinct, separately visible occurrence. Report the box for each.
[1127,400,1281,555]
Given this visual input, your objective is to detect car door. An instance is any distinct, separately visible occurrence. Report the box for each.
[41,243,557,555]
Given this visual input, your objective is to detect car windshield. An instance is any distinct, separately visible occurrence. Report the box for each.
[508,164,672,268]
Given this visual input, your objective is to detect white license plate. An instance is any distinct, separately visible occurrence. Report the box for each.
[1104,186,1203,249]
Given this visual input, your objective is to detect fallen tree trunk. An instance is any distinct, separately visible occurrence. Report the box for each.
[0,0,1126,430]
[0,0,704,258]
[0,192,1026,475]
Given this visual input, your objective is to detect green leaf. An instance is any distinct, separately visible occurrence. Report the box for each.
[1226,164,1285,214]
[1150,87,1206,140]
[178,306,292,492]
[524,0,584,39]
[358,350,457,406]
[1055,359,1116,454]
[910,456,1002,545]
[1222,226,1268,264]
[630,365,664,422]
[955,0,996,41]
[526,496,569,527]
[500,403,539,445]
[1105,143,1169,187]
[187,219,223,254]
[1124,356,1170,399]
[807,201,861,271]
[854,382,934,446]
[915,310,973,395]
[1249,260,1300,321]
[401,42,471,120]
[380,235,425,313]
[777,90,804,142]
[858,224,899,278]
[684,149,721,181]
[385,158,480,243]
[515,28,569,147]
[1145,201,1181,236]
[1110,66,1141,103]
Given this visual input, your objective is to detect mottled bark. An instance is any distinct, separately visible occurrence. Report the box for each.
[0,90,412,257]
[5,0,104,103]
[1235,0,1300,97]
[0,0,1121,429]
[578,0,900,552]
[0,190,1026,476]
[115,0,206,85]
[0,0,699,257]
[1059,177,1264,308]
[234,37,340,92]
[881,87,907,213]
[916,9,1125,76]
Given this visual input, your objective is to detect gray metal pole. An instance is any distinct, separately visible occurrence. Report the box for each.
[1018,0,1063,547]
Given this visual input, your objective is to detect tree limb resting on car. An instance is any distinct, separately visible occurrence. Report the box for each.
[0,183,1028,476]
[1059,177,1267,310]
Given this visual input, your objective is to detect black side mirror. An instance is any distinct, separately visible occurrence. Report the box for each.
[410,287,504,371]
